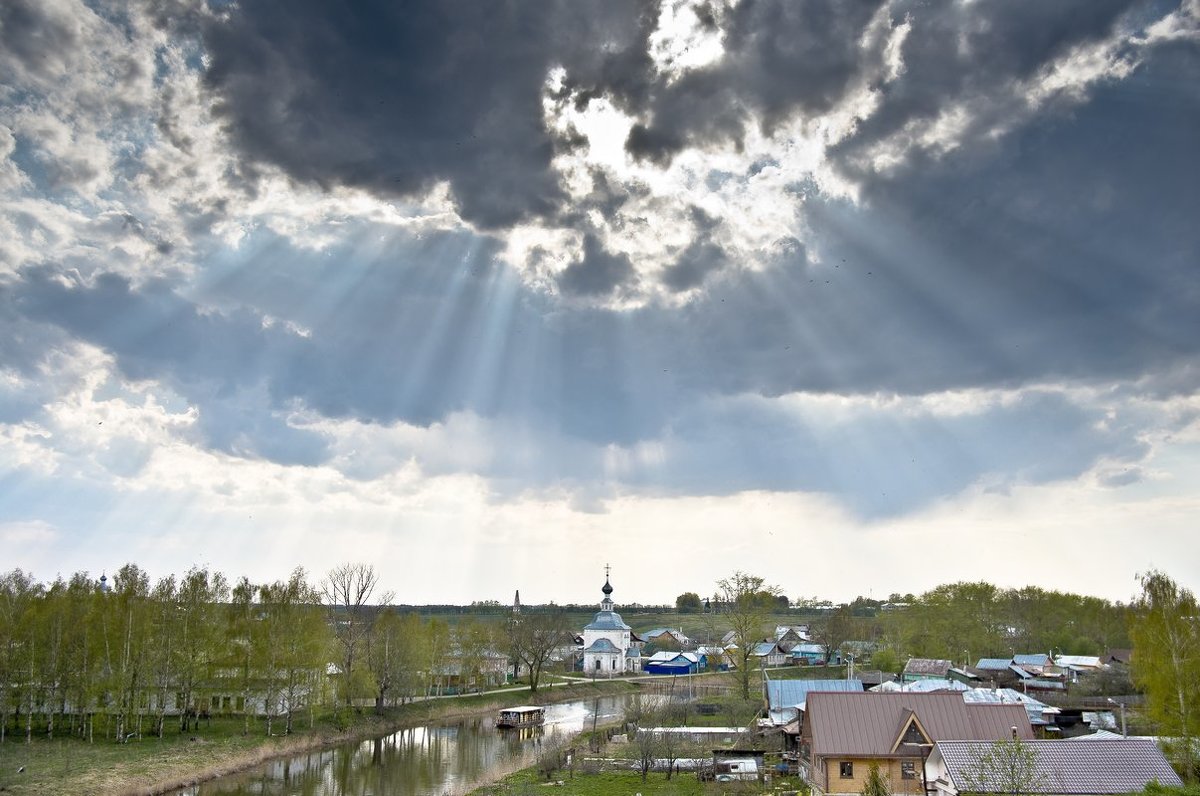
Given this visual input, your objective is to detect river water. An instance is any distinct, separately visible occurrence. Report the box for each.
[174,695,637,796]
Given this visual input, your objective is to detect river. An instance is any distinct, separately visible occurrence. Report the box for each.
[173,694,639,796]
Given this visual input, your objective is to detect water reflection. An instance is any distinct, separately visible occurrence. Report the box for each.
[176,695,636,796]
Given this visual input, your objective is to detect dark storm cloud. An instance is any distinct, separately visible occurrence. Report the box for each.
[557,235,638,297]
[616,0,1145,168]
[0,0,84,88]
[649,39,1200,399]
[199,0,648,230]
[624,0,889,162]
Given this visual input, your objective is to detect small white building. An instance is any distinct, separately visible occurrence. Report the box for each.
[581,571,642,676]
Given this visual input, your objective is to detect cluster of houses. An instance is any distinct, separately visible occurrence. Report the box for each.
[762,675,1180,795]
[761,653,1181,796]
[577,573,833,676]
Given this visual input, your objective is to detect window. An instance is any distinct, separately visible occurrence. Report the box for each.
[840,762,853,779]
[902,761,917,780]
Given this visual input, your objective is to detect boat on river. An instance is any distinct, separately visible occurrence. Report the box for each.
[496,705,546,729]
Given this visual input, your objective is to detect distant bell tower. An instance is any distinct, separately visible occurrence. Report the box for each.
[512,589,521,615]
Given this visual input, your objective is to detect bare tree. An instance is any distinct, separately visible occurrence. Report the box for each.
[962,738,1045,796]
[510,610,570,693]
[323,563,382,707]
[717,571,782,699]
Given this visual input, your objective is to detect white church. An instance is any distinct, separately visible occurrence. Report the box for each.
[581,568,643,676]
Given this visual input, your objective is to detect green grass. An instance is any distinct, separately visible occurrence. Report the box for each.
[761,664,849,680]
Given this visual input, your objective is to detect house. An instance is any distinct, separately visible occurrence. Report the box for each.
[799,692,1032,796]
[765,678,863,726]
[960,687,1061,731]
[1053,655,1105,683]
[753,641,789,667]
[775,625,811,651]
[973,658,1013,673]
[925,738,1182,794]
[902,658,953,682]
[696,644,730,670]
[792,643,831,665]
[643,650,705,675]
[969,658,1024,687]
[643,627,690,648]
[1012,653,1056,678]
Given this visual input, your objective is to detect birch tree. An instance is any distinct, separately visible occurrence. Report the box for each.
[1131,570,1200,781]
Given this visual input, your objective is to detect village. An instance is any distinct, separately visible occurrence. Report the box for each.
[0,564,1195,796]
[493,571,1187,796]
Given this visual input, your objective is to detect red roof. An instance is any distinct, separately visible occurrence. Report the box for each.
[806,692,1032,757]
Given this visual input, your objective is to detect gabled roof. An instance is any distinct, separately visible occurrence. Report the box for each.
[933,738,1182,793]
[961,687,1060,726]
[1054,655,1103,668]
[766,679,864,711]
[1013,653,1051,667]
[644,627,687,641]
[584,637,621,653]
[805,693,1032,757]
[791,643,827,656]
[646,650,701,664]
[754,641,782,656]
[890,710,933,752]
[974,657,1013,671]
[898,678,968,693]
[904,658,952,676]
[775,625,809,639]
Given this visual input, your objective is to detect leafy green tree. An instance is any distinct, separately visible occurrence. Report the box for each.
[148,574,178,738]
[1131,571,1200,781]
[260,569,328,734]
[226,576,256,736]
[861,762,892,796]
[871,646,901,675]
[675,592,702,613]
[174,567,229,732]
[0,569,44,743]
[717,571,781,699]
[62,572,103,741]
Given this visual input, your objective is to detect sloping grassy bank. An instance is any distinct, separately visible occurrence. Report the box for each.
[0,680,637,796]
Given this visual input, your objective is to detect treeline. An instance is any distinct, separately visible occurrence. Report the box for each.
[681,580,1134,669]
[865,581,1132,663]
[0,563,566,746]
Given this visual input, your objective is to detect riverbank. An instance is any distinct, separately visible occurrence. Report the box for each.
[0,680,639,796]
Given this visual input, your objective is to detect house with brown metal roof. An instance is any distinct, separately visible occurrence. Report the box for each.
[799,692,1033,796]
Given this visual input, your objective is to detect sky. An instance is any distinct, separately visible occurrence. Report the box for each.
[1,0,1198,607]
